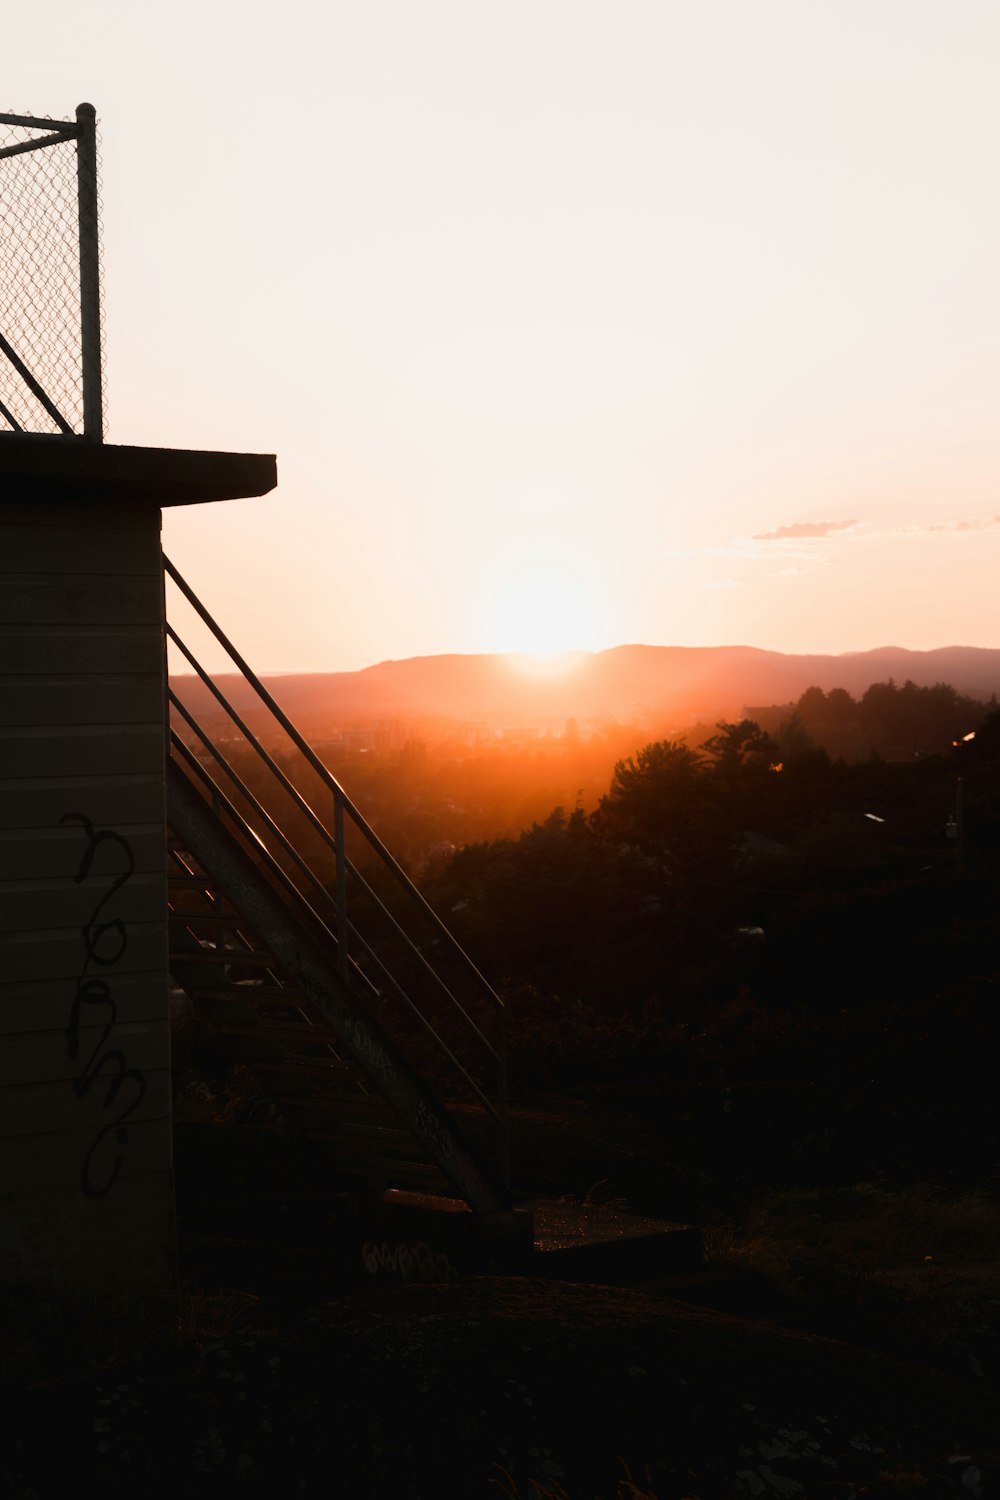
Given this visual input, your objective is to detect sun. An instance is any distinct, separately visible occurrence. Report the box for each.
[478,557,606,667]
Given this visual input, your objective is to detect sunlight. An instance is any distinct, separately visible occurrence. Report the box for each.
[479,551,607,665]
[504,647,589,679]
[490,574,592,655]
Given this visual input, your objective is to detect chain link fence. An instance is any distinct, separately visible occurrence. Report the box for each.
[0,106,104,439]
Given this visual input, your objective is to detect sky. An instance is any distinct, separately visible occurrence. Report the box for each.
[7,1,1000,672]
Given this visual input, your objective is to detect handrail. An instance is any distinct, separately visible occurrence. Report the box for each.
[163,554,509,1176]
[170,731,344,955]
[169,730,503,1121]
[168,623,337,855]
[167,644,499,1062]
[163,553,503,1009]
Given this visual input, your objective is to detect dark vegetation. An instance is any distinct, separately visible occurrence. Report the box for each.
[10,677,1000,1496]
[414,686,1000,1199]
[749,677,992,763]
[174,672,1000,1240]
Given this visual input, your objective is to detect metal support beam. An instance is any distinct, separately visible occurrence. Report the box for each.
[75,102,103,441]
[0,127,76,161]
[0,330,74,435]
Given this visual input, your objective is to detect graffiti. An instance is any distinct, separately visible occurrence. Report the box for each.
[411,1100,487,1206]
[414,1099,465,1168]
[345,1017,397,1087]
[362,1239,457,1285]
[62,813,147,1198]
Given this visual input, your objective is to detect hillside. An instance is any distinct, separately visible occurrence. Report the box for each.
[171,642,1000,736]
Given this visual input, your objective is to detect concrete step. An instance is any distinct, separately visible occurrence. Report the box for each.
[525,1198,702,1282]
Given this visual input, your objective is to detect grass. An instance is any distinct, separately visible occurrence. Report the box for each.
[705,1179,1000,1275]
[0,1285,181,1387]
[0,1280,268,1390]
[491,1460,666,1500]
[702,1180,1000,1382]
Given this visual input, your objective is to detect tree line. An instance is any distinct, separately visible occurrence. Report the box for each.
[176,677,1000,1192]
[748,677,992,763]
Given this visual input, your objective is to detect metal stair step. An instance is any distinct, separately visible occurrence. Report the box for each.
[281,1107,418,1141]
[308,1138,449,1187]
[279,1087,402,1113]
[266,1076,391,1104]
[283,1122,419,1155]
[307,1136,442,1171]
[191,1000,314,1032]
[215,1023,346,1048]
[222,1049,364,1077]
[169,948,275,965]
[190,1001,312,1030]
[187,983,300,1002]
[170,912,257,930]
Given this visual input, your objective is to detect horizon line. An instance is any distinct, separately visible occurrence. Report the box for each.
[167,640,1000,677]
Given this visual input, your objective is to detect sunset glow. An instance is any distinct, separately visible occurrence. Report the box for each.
[7,2,1000,671]
[481,568,605,659]
[503,649,589,681]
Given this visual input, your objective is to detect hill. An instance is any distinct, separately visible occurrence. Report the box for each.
[171,642,1000,738]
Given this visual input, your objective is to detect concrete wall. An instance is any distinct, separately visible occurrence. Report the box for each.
[0,496,175,1295]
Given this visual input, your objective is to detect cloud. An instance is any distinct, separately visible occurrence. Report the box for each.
[753,519,859,542]
[926,515,1000,534]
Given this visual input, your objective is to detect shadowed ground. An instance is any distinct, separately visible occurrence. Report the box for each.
[4,1106,1000,1498]
[3,1275,998,1497]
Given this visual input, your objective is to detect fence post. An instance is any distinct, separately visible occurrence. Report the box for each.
[75,102,103,441]
[334,789,349,976]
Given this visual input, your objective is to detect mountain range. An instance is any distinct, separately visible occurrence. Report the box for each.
[171,643,1000,737]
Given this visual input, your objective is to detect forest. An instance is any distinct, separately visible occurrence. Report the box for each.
[416,683,999,1201]
[177,674,1000,1203]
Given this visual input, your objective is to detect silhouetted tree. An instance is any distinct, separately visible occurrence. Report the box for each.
[592,740,715,867]
[700,719,777,781]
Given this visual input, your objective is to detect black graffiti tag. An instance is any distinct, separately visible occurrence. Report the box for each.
[63,813,147,1198]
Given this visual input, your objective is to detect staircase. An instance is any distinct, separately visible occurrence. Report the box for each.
[164,556,510,1214]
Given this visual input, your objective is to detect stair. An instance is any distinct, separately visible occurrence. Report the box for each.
[164,556,510,1216]
[170,900,451,1194]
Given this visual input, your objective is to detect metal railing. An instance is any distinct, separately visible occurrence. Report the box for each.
[164,555,508,1185]
[0,104,103,439]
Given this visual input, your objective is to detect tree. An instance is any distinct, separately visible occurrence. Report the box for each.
[700,719,777,783]
[774,712,816,761]
[592,740,721,872]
